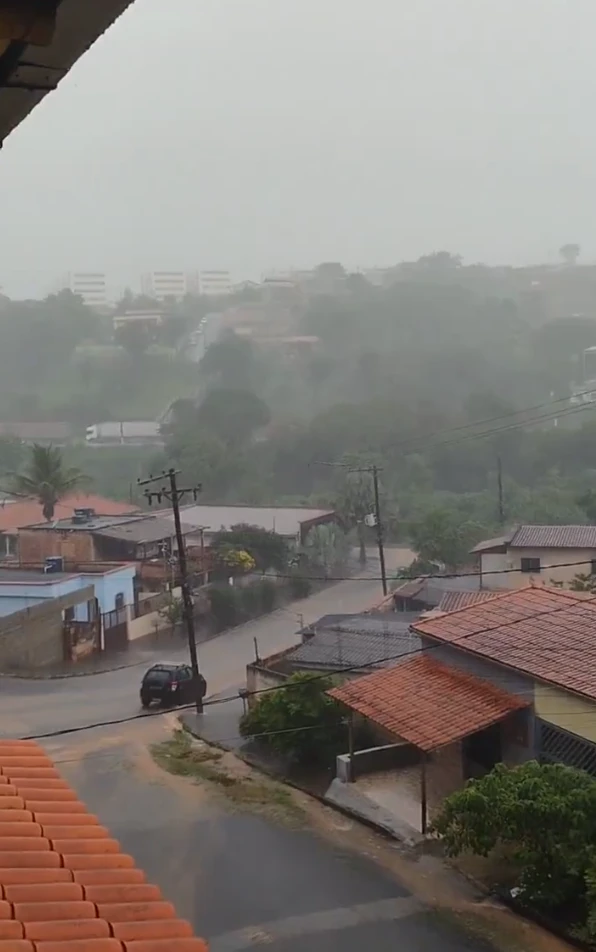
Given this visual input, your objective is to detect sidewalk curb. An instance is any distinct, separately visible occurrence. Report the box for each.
[178,714,415,851]
[0,658,148,681]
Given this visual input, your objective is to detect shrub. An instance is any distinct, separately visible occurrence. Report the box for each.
[208,585,240,630]
[240,672,345,764]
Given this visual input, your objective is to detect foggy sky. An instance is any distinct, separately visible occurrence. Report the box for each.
[0,0,595,297]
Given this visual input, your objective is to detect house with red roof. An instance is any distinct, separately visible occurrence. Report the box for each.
[0,494,140,561]
[327,586,596,837]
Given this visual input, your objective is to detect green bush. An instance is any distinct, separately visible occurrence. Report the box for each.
[208,585,240,630]
[240,672,345,764]
[288,576,312,599]
[433,761,596,939]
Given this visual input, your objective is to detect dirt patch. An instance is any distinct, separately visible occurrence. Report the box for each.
[151,729,306,827]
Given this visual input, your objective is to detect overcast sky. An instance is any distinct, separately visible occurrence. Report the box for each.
[0,0,595,297]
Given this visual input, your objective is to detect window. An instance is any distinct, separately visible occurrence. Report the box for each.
[520,557,541,573]
[63,606,75,623]
[178,666,192,681]
[115,592,125,610]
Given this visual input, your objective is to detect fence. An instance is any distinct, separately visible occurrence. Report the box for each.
[135,591,168,618]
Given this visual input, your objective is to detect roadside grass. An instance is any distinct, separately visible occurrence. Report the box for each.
[151,729,304,825]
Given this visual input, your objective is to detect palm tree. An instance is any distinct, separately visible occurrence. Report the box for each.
[9,444,89,521]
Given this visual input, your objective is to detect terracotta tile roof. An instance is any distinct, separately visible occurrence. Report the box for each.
[0,495,140,533]
[328,655,527,752]
[0,739,207,950]
[413,585,596,700]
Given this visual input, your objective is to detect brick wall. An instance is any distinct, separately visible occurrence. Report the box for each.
[0,586,93,670]
[18,529,96,564]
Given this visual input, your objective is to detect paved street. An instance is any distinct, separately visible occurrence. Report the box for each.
[42,718,505,952]
[0,547,412,739]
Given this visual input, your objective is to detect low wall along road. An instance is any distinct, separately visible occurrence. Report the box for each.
[0,739,208,950]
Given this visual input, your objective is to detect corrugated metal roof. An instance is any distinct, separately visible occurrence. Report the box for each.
[329,655,528,752]
[285,627,421,672]
[438,591,500,613]
[162,504,335,538]
[510,525,596,549]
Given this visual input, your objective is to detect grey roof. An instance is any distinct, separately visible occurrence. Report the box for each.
[470,534,511,554]
[26,514,144,532]
[284,627,421,672]
[393,575,481,608]
[472,525,596,553]
[160,504,335,537]
[509,525,596,549]
[93,517,191,545]
[0,568,77,584]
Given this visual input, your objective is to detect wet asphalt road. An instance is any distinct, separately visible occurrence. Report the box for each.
[44,722,492,952]
[0,549,414,740]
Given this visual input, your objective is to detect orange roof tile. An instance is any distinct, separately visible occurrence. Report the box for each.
[328,655,528,751]
[0,495,140,534]
[0,740,207,950]
[413,585,596,700]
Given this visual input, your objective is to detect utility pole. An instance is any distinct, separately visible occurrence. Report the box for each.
[138,469,205,713]
[371,465,388,596]
[497,455,505,527]
[315,460,388,597]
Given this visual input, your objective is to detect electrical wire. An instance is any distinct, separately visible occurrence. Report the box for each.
[19,590,596,742]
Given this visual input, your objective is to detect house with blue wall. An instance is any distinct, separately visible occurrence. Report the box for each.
[0,564,136,623]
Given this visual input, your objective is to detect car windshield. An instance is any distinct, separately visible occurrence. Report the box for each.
[145,669,173,682]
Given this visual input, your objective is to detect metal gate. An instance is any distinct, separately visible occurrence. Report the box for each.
[102,607,128,653]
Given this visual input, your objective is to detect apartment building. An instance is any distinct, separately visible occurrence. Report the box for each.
[199,269,232,297]
[141,270,200,302]
[60,271,108,308]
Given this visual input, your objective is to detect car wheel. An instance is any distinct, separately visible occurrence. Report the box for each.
[140,695,151,709]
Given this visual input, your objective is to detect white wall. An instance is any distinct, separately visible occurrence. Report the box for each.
[481,547,595,589]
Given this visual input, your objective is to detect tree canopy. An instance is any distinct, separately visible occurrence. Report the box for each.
[10,444,89,521]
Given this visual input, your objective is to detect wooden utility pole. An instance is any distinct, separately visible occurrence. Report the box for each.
[138,469,205,713]
[497,455,505,526]
[315,460,388,597]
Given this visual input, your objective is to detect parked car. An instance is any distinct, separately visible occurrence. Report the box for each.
[140,662,205,708]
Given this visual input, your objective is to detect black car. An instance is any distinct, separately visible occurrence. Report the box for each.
[140,662,205,708]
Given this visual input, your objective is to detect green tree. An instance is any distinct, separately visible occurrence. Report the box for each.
[9,444,89,521]
[210,524,288,572]
[239,672,345,763]
[335,469,375,565]
[114,321,153,357]
[433,761,596,934]
[408,507,486,571]
[303,523,350,577]
[560,242,581,265]
[199,333,263,392]
[196,389,270,447]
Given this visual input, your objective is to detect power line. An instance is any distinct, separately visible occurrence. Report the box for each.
[21,589,596,744]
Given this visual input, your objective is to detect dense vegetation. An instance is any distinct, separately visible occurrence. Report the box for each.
[5,259,596,544]
[434,761,596,944]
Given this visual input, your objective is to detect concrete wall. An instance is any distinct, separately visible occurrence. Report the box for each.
[534,683,596,744]
[426,742,464,822]
[0,586,93,670]
[337,743,420,782]
[127,587,181,641]
[481,547,595,589]
[246,660,289,700]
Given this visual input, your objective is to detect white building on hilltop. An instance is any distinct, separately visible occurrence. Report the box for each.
[59,272,108,308]
[141,271,199,302]
[199,270,232,297]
